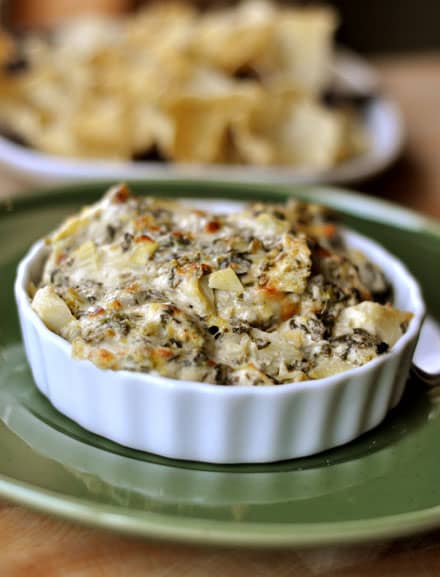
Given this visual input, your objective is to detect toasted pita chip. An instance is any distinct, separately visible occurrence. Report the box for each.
[164,68,263,162]
[272,98,346,168]
[193,0,275,73]
[257,7,337,95]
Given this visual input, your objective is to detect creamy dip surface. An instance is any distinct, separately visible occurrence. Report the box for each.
[31,184,412,385]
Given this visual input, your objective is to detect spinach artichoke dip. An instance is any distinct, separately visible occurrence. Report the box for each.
[31,184,412,386]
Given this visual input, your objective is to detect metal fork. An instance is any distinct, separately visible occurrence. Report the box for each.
[411,316,440,387]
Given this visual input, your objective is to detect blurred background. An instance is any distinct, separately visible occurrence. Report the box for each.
[3,0,440,54]
[332,0,440,54]
[0,0,439,219]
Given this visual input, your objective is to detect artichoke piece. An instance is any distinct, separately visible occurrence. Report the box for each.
[209,267,243,292]
[32,286,75,335]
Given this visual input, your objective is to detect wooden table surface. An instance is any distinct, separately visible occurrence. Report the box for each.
[1,54,440,576]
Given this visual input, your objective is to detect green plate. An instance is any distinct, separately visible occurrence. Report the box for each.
[1,180,440,548]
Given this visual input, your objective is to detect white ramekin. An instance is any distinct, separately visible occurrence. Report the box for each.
[14,227,425,464]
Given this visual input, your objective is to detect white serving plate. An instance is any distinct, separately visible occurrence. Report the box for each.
[14,199,424,464]
[0,52,404,187]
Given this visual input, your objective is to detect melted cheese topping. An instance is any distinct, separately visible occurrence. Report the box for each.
[32,184,412,385]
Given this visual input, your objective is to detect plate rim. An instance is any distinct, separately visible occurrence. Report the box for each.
[2,179,440,547]
[3,178,439,236]
[2,471,440,548]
